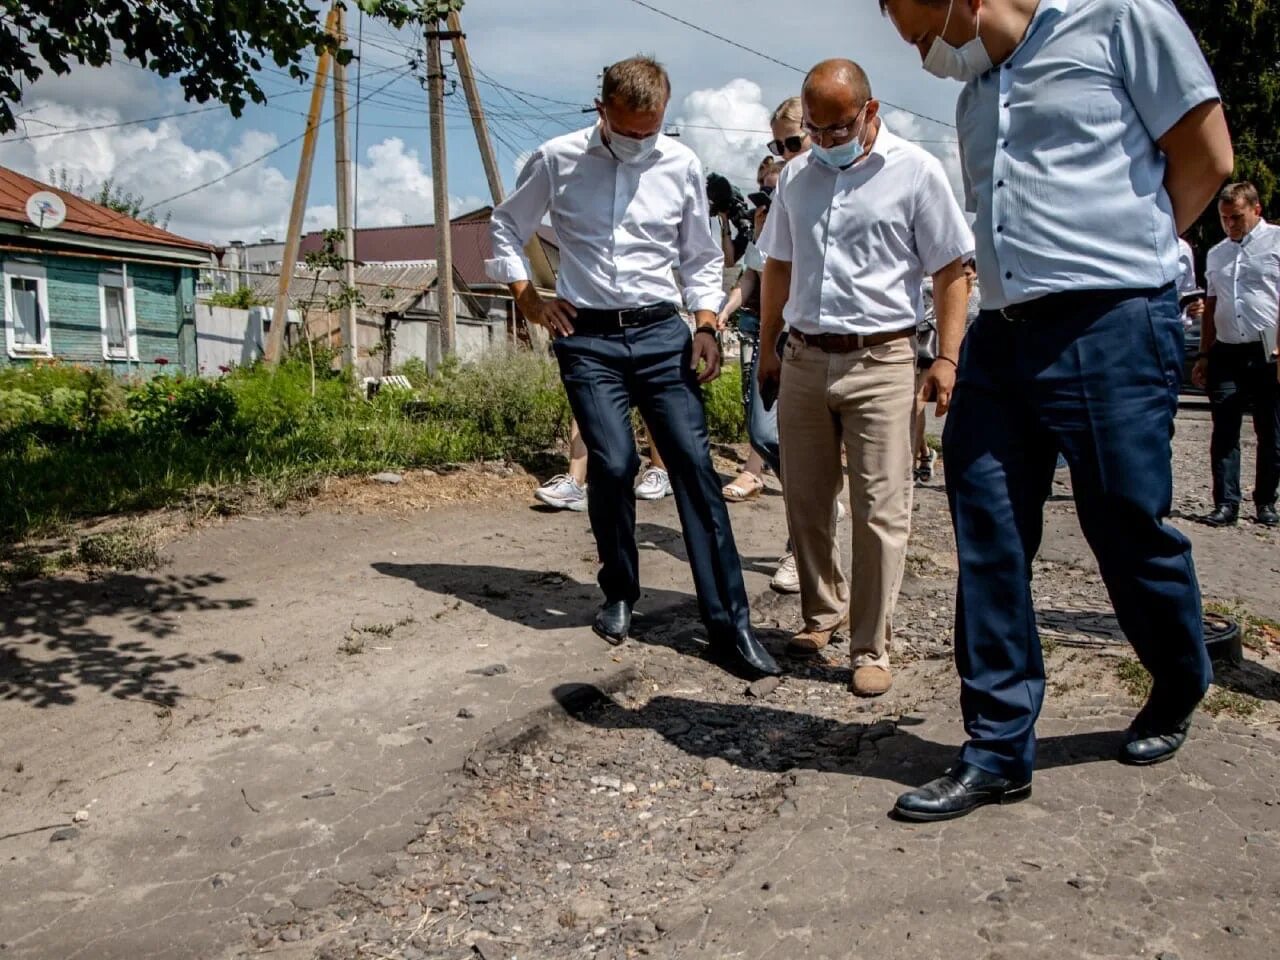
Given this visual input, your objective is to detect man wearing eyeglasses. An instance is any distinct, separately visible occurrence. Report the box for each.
[756,58,973,698]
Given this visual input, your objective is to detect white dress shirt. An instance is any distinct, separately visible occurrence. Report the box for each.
[758,125,973,336]
[1206,220,1280,344]
[957,0,1219,309]
[486,124,724,312]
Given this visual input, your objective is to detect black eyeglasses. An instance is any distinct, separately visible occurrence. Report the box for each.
[767,135,807,156]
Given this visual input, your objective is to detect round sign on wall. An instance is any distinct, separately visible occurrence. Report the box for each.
[25,191,67,230]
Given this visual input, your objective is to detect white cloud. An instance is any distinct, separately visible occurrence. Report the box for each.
[672,78,773,191]
[0,99,295,243]
[883,108,965,207]
[670,79,965,210]
[0,103,484,245]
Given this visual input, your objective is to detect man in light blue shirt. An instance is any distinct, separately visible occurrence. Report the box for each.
[880,0,1234,821]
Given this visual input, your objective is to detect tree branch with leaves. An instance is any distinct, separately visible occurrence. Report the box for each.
[0,1,465,135]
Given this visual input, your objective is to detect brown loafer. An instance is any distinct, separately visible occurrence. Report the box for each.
[851,665,893,697]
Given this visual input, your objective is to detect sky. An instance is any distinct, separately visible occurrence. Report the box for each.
[0,0,963,247]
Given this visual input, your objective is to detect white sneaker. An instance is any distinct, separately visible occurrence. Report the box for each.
[770,552,801,594]
[535,474,588,512]
[635,467,673,501]
[915,448,938,483]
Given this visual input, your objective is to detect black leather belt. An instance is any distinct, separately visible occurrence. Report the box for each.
[995,286,1168,323]
[572,302,678,333]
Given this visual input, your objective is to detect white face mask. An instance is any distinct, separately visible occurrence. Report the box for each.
[600,116,660,165]
[923,0,993,82]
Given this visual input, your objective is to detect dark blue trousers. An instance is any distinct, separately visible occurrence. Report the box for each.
[553,314,752,636]
[943,286,1212,780]
[1207,340,1280,509]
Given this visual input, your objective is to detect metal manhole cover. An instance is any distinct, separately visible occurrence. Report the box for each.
[1037,609,1126,648]
[1037,608,1241,662]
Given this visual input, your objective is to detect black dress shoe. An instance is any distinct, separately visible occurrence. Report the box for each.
[592,601,632,646]
[708,627,782,679]
[1258,503,1279,527]
[893,763,1031,823]
[1120,696,1196,766]
[1204,503,1239,527]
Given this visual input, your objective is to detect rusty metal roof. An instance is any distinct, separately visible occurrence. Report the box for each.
[0,164,214,253]
[247,263,443,315]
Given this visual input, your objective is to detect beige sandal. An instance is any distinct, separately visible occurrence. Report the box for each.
[722,471,764,502]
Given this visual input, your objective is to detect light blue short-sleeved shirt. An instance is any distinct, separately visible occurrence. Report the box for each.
[957,0,1220,310]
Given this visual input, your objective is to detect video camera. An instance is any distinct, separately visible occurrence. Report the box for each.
[706,171,754,262]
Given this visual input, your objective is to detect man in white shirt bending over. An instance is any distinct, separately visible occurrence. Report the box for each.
[488,56,780,679]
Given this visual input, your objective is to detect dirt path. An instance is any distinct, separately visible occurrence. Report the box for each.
[1,409,1278,959]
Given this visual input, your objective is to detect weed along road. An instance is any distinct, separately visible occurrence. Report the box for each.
[0,402,1277,958]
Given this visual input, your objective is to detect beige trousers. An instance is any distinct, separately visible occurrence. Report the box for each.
[778,335,916,669]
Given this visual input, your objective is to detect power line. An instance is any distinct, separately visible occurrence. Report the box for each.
[136,68,415,216]
[671,120,957,144]
[0,104,225,143]
[623,0,957,130]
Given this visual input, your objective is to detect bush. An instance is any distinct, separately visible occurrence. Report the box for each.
[702,362,746,443]
[128,375,236,437]
[0,350,575,542]
[0,350,749,543]
[205,287,267,309]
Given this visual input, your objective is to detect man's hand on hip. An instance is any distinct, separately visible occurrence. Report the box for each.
[526,297,577,337]
[920,358,958,416]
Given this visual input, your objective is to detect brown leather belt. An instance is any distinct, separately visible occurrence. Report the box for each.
[790,327,914,353]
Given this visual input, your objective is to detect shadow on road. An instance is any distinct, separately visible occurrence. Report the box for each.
[373,560,791,667]
[0,573,250,708]
[552,683,1125,792]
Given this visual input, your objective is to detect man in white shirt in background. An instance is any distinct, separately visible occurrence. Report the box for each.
[487,56,780,679]
[1196,181,1280,528]
[756,58,973,697]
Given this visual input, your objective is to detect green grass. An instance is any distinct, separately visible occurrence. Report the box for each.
[1114,658,1154,701]
[1114,655,1263,720]
[0,349,745,544]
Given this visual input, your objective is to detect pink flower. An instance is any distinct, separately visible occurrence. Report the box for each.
[155,357,169,366]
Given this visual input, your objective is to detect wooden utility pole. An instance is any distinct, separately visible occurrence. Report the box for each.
[446,11,503,203]
[446,11,557,313]
[332,4,358,372]
[266,4,339,365]
[425,25,455,354]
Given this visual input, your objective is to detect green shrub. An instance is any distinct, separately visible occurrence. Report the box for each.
[205,287,267,309]
[702,362,746,443]
[128,375,236,437]
[0,350,577,542]
[0,350,754,543]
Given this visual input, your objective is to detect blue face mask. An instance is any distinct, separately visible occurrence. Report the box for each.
[811,138,864,170]
[808,106,868,171]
